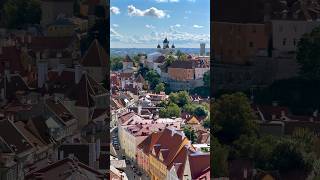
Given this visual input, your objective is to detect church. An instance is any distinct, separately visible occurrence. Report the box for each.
[156,37,176,55]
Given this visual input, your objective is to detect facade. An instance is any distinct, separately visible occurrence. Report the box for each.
[168,61,195,81]
[213,21,269,64]
[40,0,74,27]
[271,20,320,52]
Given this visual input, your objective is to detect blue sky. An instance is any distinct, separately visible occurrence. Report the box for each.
[110,0,210,48]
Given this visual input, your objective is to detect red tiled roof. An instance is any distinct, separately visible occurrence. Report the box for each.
[81,39,108,67]
[28,36,73,51]
[0,46,24,74]
[189,153,210,179]
[137,132,162,154]
[0,119,34,154]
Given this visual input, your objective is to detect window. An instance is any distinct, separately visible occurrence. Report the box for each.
[252,26,256,33]
[279,26,283,32]
[283,38,287,46]
[293,38,297,46]
[249,42,254,47]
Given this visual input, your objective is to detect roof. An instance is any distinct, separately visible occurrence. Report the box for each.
[137,132,162,154]
[58,144,90,165]
[81,39,108,67]
[169,60,194,69]
[67,73,95,107]
[45,98,75,124]
[25,157,107,180]
[123,55,133,62]
[151,128,189,166]
[135,74,145,83]
[154,55,166,63]
[189,152,210,179]
[0,119,34,154]
[0,46,24,74]
[28,36,73,52]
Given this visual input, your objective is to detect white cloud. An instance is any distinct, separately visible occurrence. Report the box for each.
[184,16,188,19]
[166,14,171,18]
[155,0,179,2]
[110,7,120,15]
[193,24,203,28]
[145,24,155,29]
[185,10,192,14]
[187,0,196,2]
[112,24,119,28]
[128,5,166,18]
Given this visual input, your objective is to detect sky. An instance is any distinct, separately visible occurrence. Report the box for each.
[110,0,210,48]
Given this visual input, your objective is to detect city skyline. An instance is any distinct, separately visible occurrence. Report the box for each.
[110,0,210,48]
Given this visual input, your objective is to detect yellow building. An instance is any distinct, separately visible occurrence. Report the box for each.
[47,18,75,37]
[148,128,191,180]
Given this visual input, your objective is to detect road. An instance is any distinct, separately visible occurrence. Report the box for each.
[111,128,150,180]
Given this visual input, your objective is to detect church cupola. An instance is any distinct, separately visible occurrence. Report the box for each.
[157,44,161,48]
[163,37,169,49]
[171,43,175,48]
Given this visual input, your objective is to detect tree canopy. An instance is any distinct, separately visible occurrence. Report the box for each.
[3,0,41,28]
[297,27,320,81]
[145,70,161,90]
[155,83,165,93]
[212,92,257,143]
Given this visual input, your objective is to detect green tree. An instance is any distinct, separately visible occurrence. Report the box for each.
[165,54,176,65]
[183,103,197,114]
[155,83,165,93]
[159,103,181,118]
[212,92,257,143]
[145,70,161,90]
[194,106,208,117]
[212,137,229,177]
[183,126,197,143]
[111,56,123,71]
[4,0,41,28]
[271,140,311,173]
[297,27,320,80]
[203,71,210,87]
[169,91,191,107]
[133,55,140,66]
[203,118,210,129]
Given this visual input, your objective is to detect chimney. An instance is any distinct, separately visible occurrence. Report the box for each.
[138,104,142,115]
[96,138,100,159]
[36,52,41,60]
[37,61,48,88]
[74,64,82,84]
[27,35,31,44]
[59,150,64,160]
[313,110,318,118]
[58,64,65,75]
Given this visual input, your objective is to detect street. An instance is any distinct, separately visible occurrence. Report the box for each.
[111,128,150,180]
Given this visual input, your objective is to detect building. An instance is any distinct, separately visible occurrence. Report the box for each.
[137,132,163,173]
[25,157,107,180]
[40,0,74,27]
[80,39,108,83]
[168,61,195,81]
[213,21,269,65]
[271,20,320,53]
[47,18,75,37]
[148,128,191,180]
[156,37,176,55]
[200,43,206,56]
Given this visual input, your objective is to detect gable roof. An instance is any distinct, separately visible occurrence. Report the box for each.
[189,152,210,179]
[25,157,107,180]
[151,128,189,166]
[137,132,162,154]
[0,119,34,154]
[81,39,108,67]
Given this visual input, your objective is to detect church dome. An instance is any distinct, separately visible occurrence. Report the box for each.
[157,44,161,48]
[171,44,175,48]
[163,37,169,43]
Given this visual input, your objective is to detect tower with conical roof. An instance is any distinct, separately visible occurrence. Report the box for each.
[163,37,169,49]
